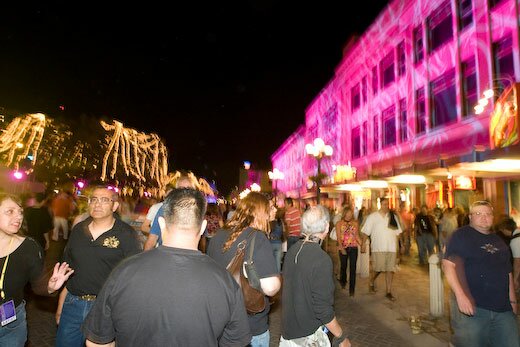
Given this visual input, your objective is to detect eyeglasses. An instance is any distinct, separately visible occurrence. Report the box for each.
[88,197,113,205]
[471,212,493,218]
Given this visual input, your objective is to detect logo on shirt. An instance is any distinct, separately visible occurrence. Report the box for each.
[481,243,499,254]
[102,236,120,249]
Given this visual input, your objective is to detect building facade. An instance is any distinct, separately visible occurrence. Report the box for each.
[271,0,520,214]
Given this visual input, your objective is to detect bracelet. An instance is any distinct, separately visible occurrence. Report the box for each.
[511,301,517,304]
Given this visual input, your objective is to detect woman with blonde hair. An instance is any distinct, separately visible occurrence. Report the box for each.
[207,192,281,347]
[336,206,361,296]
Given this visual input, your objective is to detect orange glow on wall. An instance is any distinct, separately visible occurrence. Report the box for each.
[448,180,454,208]
[453,176,476,190]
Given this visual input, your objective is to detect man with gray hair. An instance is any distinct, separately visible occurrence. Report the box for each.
[82,188,251,346]
[280,205,351,347]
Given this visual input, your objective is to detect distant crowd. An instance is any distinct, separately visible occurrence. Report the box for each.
[0,174,519,346]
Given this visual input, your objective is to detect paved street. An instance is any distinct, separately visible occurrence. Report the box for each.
[26,237,453,347]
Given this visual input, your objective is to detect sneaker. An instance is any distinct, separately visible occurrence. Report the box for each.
[385,293,396,301]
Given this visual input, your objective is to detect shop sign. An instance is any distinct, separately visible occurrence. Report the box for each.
[332,163,357,183]
[490,83,519,149]
[453,176,475,190]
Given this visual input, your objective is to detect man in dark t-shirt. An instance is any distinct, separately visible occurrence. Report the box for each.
[443,200,519,347]
[24,193,53,251]
[82,189,251,347]
[55,186,142,347]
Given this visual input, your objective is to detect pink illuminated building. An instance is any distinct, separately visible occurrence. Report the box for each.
[272,0,520,213]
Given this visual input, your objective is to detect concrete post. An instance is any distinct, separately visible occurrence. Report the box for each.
[357,239,370,278]
[428,253,444,317]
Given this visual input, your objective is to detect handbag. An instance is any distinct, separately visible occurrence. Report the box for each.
[226,230,265,314]
[279,326,331,346]
[330,227,337,241]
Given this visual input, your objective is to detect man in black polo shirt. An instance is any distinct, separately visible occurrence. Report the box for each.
[82,188,251,347]
[55,185,141,347]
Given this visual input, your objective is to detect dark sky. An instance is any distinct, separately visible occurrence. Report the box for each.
[0,1,389,196]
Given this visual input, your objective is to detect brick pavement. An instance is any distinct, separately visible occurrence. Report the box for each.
[26,238,454,346]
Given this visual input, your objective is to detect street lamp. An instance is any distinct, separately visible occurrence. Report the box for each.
[305,138,333,204]
[268,168,284,205]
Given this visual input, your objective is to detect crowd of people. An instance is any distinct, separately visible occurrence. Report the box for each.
[1,173,520,346]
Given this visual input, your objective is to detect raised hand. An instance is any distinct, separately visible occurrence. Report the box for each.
[48,262,74,294]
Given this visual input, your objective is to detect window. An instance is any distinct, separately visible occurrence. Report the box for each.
[416,88,426,134]
[382,106,396,148]
[462,58,477,117]
[352,126,361,159]
[428,2,453,53]
[458,0,473,30]
[362,121,368,155]
[372,66,378,94]
[351,84,361,111]
[430,70,457,127]
[308,124,318,141]
[362,76,368,104]
[414,25,424,63]
[322,104,338,130]
[380,51,395,88]
[373,114,380,152]
[397,41,406,77]
[399,99,408,142]
[489,0,506,8]
[493,35,515,91]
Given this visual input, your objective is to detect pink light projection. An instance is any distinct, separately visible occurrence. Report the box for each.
[272,0,520,195]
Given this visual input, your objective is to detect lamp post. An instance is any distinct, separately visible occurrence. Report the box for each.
[268,168,284,205]
[305,138,333,205]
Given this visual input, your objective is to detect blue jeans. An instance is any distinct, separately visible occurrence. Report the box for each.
[55,293,96,347]
[0,301,27,347]
[271,242,283,273]
[450,296,520,347]
[416,233,435,264]
[250,329,269,347]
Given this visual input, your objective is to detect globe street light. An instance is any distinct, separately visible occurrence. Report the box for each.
[268,168,284,205]
[305,138,333,204]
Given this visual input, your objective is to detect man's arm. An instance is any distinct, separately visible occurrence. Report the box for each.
[360,232,368,253]
[260,275,281,297]
[43,232,50,251]
[219,287,253,347]
[143,234,158,251]
[56,287,68,324]
[325,317,351,347]
[514,258,520,292]
[442,258,474,315]
[509,272,518,314]
[140,218,152,234]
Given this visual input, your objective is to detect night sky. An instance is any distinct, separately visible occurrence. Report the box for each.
[0,2,389,196]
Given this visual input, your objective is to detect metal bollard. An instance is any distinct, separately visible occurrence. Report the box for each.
[428,253,444,317]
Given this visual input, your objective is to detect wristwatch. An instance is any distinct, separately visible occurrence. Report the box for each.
[332,332,349,347]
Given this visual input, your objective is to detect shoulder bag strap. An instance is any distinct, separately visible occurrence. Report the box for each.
[248,232,256,262]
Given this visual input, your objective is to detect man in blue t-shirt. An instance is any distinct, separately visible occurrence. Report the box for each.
[443,200,519,347]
